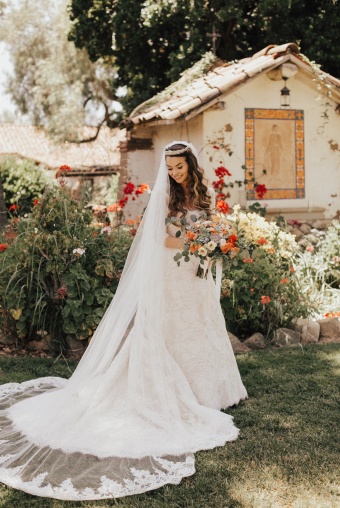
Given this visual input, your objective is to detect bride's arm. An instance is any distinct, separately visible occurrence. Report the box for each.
[165,235,184,249]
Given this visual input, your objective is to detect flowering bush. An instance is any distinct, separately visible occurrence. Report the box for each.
[0,186,134,353]
[219,207,312,338]
[295,220,340,317]
[0,156,53,215]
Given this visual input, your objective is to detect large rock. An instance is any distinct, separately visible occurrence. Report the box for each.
[317,318,340,340]
[244,332,267,349]
[66,335,88,359]
[272,328,302,346]
[293,318,320,344]
[228,332,251,353]
[299,223,312,234]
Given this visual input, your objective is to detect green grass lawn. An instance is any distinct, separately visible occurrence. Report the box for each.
[0,344,339,508]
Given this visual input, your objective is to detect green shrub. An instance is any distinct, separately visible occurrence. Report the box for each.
[220,209,313,339]
[0,185,133,353]
[0,156,53,215]
[295,220,340,317]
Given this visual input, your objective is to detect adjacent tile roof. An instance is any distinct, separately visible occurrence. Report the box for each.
[0,124,126,172]
[125,43,340,127]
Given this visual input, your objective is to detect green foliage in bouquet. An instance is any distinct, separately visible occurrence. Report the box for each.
[0,186,133,353]
[0,156,53,215]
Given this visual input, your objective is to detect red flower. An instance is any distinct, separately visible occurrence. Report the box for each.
[9,204,20,212]
[255,184,267,199]
[243,258,253,263]
[56,286,68,300]
[123,182,135,195]
[212,145,220,149]
[212,178,225,190]
[215,166,232,178]
[257,237,268,245]
[229,234,237,245]
[0,243,8,252]
[261,295,271,305]
[281,278,289,284]
[216,193,226,200]
[216,200,230,213]
[119,196,129,208]
[59,165,71,171]
[33,198,39,206]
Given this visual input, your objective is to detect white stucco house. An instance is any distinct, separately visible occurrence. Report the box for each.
[120,43,340,222]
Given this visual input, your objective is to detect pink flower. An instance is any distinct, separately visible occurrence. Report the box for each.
[306,245,314,252]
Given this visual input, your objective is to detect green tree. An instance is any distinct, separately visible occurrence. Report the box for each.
[0,0,119,141]
[69,0,340,115]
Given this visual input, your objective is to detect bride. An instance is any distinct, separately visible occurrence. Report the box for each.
[0,141,247,501]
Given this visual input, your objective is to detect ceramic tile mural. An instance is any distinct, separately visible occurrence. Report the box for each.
[245,109,305,200]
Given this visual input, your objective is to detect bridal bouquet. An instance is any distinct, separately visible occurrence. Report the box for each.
[170,212,240,278]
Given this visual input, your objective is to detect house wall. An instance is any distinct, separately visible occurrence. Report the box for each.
[125,116,203,218]
[202,71,340,218]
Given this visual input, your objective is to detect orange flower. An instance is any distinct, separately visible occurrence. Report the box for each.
[268,248,275,253]
[107,204,122,212]
[257,237,268,245]
[324,311,340,318]
[186,231,198,241]
[281,278,289,284]
[221,242,234,254]
[243,257,253,263]
[126,219,136,225]
[261,295,271,305]
[189,244,200,253]
[250,288,255,293]
[216,200,230,213]
[290,266,295,272]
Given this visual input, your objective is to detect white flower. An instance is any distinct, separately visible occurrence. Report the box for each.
[220,238,227,247]
[198,246,208,257]
[73,248,86,256]
[233,204,241,212]
[101,226,112,234]
[206,241,217,251]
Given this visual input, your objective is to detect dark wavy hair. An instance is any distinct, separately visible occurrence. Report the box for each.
[166,143,211,218]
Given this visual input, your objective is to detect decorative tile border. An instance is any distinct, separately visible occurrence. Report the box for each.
[245,108,305,200]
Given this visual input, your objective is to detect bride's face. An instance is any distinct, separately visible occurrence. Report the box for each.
[166,156,189,187]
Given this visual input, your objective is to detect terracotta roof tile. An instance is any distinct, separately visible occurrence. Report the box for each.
[0,124,125,170]
[125,43,340,128]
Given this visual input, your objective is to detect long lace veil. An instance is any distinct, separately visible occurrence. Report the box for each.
[0,141,240,500]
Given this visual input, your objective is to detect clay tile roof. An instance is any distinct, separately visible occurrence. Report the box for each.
[124,43,340,128]
[0,124,126,172]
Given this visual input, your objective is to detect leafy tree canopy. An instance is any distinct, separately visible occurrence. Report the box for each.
[0,0,119,141]
[68,0,340,115]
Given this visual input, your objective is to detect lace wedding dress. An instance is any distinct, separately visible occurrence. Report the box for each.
[0,142,247,501]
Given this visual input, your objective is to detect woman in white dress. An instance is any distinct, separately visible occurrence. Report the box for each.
[0,141,247,501]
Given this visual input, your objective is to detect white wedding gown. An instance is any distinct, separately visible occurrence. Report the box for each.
[0,155,247,500]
